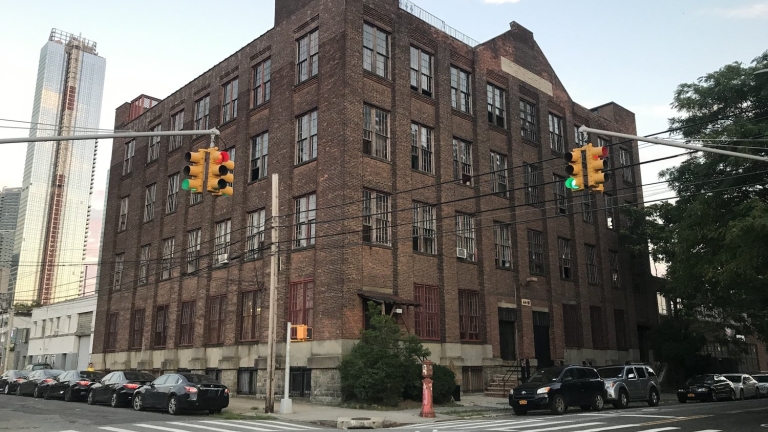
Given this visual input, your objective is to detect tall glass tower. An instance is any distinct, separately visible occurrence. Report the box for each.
[10,29,106,305]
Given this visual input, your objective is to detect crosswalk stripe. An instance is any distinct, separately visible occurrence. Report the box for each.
[135,425,202,432]
[633,427,680,432]
[394,419,485,428]
[562,425,641,432]
[441,419,540,429]
[488,420,578,431]
[691,430,721,432]
[255,420,318,430]
[199,421,274,431]
[515,422,603,432]
[619,415,679,419]
[167,422,237,431]
[100,428,141,432]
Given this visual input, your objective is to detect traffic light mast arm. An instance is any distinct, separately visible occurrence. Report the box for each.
[0,128,221,145]
[578,125,768,163]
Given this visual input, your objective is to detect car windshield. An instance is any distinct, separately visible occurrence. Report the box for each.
[598,367,625,379]
[32,364,52,370]
[182,374,218,384]
[687,375,714,385]
[43,370,63,377]
[527,368,563,383]
[79,371,104,380]
[124,372,155,381]
[722,375,741,382]
[754,376,768,383]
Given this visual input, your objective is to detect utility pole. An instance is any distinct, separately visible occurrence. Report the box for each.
[280,321,292,414]
[2,299,13,373]
[265,173,279,413]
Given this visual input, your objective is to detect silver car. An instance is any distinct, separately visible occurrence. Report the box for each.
[752,374,768,398]
[597,364,660,409]
[722,373,759,400]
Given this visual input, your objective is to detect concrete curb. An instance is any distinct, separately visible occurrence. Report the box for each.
[337,416,385,429]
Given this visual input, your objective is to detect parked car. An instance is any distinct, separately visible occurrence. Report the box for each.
[597,364,661,408]
[721,374,759,400]
[0,370,29,395]
[509,365,606,415]
[88,371,156,407]
[751,374,768,397]
[15,369,63,397]
[42,370,104,401]
[677,374,736,403]
[132,373,229,415]
[23,363,52,371]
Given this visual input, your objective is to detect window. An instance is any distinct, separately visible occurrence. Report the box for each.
[657,293,669,315]
[144,183,156,222]
[520,99,537,141]
[597,137,610,148]
[289,280,314,326]
[362,190,391,245]
[614,309,627,350]
[493,223,511,268]
[486,84,506,128]
[590,306,606,349]
[562,304,582,347]
[451,67,471,114]
[412,202,436,254]
[190,188,203,205]
[123,140,135,175]
[297,29,319,83]
[240,290,262,341]
[453,139,472,186]
[581,192,594,223]
[130,309,144,349]
[363,23,389,78]
[187,229,201,273]
[179,301,196,346]
[549,113,564,152]
[246,209,266,260]
[585,244,599,284]
[619,147,634,183]
[161,237,174,280]
[214,219,231,264]
[294,194,316,248]
[207,296,226,344]
[249,132,268,182]
[574,125,587,146]
[553,174,567,214]
[459,290,480,341]
[113,253,124,290]
[118,197,128,230]
[410,46,433,96]
[455,213,475,261]
[410,123,433,174]
[138,245,150,285]
[558,238,572,280]
[238,368,257,395]
[523,163,542,205]
[169,110,184,151]
[154,305,168,348]
[252,59,271,106]
[147,124,161,163]
[105,313,118,351]
[610,251,620,288]
[414,284,439,340]
[490,152,508,196]
[296,111,318,164]
[194,95,210,130]
[527,230,544,275]
[219,79,238,123]
[605,193,616,229]
[363,105,389,159]
[166,173,179,214]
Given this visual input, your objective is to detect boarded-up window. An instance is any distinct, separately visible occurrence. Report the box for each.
[207,296,226,344]
[179,301,196,346]
[590,306,606,349]
[615,309,628,350]
[562,304,582,348]
[414,284,440,340]
[458,290,480,341]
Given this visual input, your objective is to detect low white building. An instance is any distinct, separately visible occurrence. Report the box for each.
[1,312,33,370]
[26,295,96,370]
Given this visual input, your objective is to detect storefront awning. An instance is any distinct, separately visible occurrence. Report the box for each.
[358,291,419,306]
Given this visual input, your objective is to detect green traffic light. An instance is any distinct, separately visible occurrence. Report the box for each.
[182,179,190,190]
[565,178,575,190]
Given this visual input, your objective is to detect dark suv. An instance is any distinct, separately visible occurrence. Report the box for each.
[509,365,606,415]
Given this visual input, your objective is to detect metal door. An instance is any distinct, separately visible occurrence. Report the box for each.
[289,367,312,398]
[499,322,516,361]
[532,312,552,367]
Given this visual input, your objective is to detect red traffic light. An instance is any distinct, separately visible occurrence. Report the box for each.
[591,146,609,160]
[214,151,230,163]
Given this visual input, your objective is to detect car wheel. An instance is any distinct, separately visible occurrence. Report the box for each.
[4,384,9,395]
[647,389,660,407]
[740,389,744,400]
[512,407,527,416]
[110,392,120,408]
[580,405,592,411]
[168,395,179,415]
[613,389,629,409]
[730,389,737,401]
[43,388,51,400]
[133,393,144,411]
[591,392,605,411]
[64,388,73,402]
[710,389,718,402]
[208,409,222,415]
[33,386,41,399]
[550,394,566,415]
[15,386,21,396]
[87,391,95,405]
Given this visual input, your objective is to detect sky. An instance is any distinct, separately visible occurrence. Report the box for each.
[0,0,765,286]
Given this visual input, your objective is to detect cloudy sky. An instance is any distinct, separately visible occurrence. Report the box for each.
[0,0,765,288]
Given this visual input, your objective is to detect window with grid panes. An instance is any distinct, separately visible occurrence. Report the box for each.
[179,301,196,346]
[363,23,389,78]
[574,125,587,146]
[147,124,161,163]
[144,183,156,222]
[105,313,118,351]
[221,78,238,123]
[252,59,271,106]
[207,296,226,344]
[297,29,318,83]
[362,190,391,245]
[562,304,582,347]
[214,220,231,264]
[170,110,184,151]
[123,140,135,175]
[414,284,439,339]
[296,111,318,164]
[161,237,174,280]
[528,230,545,275]
[187,229,201,273]
[455,213,475,261]
[605,194,617,229]
[582,192,594,223]
[154,305,168,347]
[246,209,266,260]
[486,83,506,128]
[493,223,512,268]
[240,290,262,341]
[451,67,471,113]
[363,105,389,159]
[130,309,144,349]
[138,245,150,285]
[520,99,538,141]
[238,369,257,395]
[523,163,542,205]
[453,138,472,186]
[549,113,564,152]
[614,309,627,350]
[410,46,433,96]
[558,238,572,280]
[490,151,508,196]
[410,123,433,174]
[590,306,606,349]
[620,147,634,183]
[610,251,620,288]
[289,280,314,326]
[194,95,210,130]
[113,253,124,290]
[585,244,599,284]
[166,173,179,214]
[294,194,316,248]
[118,197,128,231]
[459,290,480,341]
[190,187,203,205]
[597,136,610,148]
[553,174,567,214]
[250,132,268,181]
[412,202,436,254]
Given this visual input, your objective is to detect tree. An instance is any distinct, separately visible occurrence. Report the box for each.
[622,51,768,343]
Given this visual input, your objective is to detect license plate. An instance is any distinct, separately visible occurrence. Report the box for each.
[519,400,528,405]
[688,393,695,398]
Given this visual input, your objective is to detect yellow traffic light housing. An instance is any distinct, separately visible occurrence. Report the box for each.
[564,147,584,191]
[585,143,610,192]
[182,150,206,192]
[291,324,313,342]
[207,150,235,196]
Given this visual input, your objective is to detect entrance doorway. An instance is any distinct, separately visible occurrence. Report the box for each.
[498,308,517,361]
[533,311,552,368]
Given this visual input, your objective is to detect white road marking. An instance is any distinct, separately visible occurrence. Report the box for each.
[634,428,680,432]
[563,426,641,432]
[136,425,204,432]
[199,421,274,431]
[100,428,142,432]
[255,420,318,430]
[619,414,678,419]
[167,422,237,432]
[514,422,604,432]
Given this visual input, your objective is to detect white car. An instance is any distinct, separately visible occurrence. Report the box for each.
[751,374,768,398]
[722,374,759,400]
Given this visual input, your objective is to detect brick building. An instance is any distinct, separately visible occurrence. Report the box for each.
[93,0,659,401]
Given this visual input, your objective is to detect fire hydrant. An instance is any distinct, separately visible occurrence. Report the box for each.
[420,360,435,418]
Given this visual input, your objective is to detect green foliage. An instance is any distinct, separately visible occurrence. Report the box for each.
[431,364,457,404]
[339,302,430,406]
[13,301,41,313]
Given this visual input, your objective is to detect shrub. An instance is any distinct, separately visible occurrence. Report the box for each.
[403,363,456,404]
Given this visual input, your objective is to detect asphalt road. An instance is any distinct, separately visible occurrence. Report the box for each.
[0,392,330,432]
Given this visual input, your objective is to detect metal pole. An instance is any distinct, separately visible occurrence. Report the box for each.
[265,173,279,413]
[280,321,293,414]
[578,126,768,162]
[0,129,220,145]
[3,308,14,373]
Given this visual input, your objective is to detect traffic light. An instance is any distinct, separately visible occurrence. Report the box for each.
[182,150,205,192]
[585,143,610,192]
[564,147,584,191]
[207,150,235,196]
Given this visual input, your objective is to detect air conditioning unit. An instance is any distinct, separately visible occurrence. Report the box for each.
[457,248,467,259]
[216,255,229,265]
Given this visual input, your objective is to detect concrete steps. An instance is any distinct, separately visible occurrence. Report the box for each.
[484,372,520,398]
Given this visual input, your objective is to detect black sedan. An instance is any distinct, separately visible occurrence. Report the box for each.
[42,370,104,401]
[0,370,29,395]
[678,374,736,402]
[88,371,156,407]
[509,365,606,415]
[132,373,229,415]
[16,369,64,397]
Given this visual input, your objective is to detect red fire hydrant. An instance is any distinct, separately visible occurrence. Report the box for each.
[420,360,435,418]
